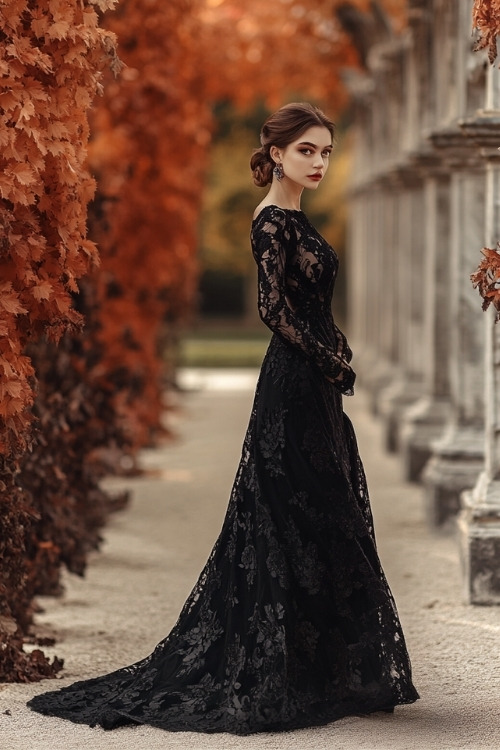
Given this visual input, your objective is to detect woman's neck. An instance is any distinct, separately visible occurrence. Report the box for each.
[265,181,303,211]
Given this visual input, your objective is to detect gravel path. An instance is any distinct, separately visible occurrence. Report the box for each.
[1,368,499,750]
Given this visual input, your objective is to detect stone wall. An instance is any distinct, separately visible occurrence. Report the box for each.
[345,0,500,603]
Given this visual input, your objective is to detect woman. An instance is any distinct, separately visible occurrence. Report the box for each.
[28,102,419,734]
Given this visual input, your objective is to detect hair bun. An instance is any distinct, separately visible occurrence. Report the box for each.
[250,148,274,188]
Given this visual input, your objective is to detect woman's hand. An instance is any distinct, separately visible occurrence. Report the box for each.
[325,359,356,394]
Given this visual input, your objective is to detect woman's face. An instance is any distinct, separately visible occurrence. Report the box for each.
[276,126,332,190]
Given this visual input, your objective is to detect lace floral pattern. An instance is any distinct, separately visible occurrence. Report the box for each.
[27,205,418,734]
[252,207,355,394]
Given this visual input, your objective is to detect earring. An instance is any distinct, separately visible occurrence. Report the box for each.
[273,163,284,181]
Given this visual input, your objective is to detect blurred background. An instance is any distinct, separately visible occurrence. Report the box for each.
[84,0,378,389]
[185,100,351,368]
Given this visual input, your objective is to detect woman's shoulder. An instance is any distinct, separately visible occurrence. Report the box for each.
[250,205,302,257]
[252,203,303,224]
[253,203,285,222]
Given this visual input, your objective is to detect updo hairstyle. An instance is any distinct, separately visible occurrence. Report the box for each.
[250,102,335,188]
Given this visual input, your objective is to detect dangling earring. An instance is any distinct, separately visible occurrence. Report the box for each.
[273,163,284,181]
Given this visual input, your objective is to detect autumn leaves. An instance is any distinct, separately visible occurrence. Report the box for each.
[0,0,119,679]
[0,0,116,447]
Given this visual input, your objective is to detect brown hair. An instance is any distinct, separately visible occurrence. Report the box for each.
[250,102,335,188]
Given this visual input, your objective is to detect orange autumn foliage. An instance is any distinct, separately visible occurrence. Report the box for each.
[0,0,119,680]
[0,0,119,453]
[471,244,500,319]
[87,0,212,445]
[473,0,500,63]
[471,1,500,312]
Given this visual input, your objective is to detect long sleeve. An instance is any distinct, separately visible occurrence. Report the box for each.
[251,209,355,395]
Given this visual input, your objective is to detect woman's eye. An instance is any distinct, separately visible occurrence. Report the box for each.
[300,149,312,155]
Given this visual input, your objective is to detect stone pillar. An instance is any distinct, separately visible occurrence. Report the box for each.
[458,63,500,604]
[346,189,366,346]
[396,1,453,480]
[421,146,485,528]
[377,173,425,452]
[399,169,452,480]
[347,90,373,373]
[377,187,399,371]
[372,11,430,451]
[346,43,408,417]
[359,180,401,414]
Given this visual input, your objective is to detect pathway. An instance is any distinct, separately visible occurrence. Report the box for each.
[1,369,499,750]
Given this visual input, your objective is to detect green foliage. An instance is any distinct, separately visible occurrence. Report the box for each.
[179,334,270,368]
[201,106,262,275]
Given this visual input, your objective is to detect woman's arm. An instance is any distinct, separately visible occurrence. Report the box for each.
[251,210,355,395]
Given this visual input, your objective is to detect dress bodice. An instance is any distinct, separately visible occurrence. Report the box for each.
[250,205,354,394]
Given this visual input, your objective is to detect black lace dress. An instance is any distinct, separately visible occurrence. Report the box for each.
[28,205,419,734]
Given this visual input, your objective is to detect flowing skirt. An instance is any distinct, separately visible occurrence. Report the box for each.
[28,335,419,734]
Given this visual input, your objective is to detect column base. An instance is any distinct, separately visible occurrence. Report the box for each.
[352,347,394,417]
[376,378,423,453]
[399,396,451,482]
[363,359,395,418]
[421,426,484,529]
[458,473,500,605]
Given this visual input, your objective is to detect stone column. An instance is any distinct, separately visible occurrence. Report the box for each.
[396,1,453,480]
[377,187,399,368]
[347,90,373,369]
[373,19,429,451]
[377,172,425,452]
[346,188,366,347]
[346,49,407,416]
[458,63,500,604]
[399,168,452,480]
[421,143,485,528]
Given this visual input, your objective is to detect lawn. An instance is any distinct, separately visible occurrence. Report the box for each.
[178,331,270,368]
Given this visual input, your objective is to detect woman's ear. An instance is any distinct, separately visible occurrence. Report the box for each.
[269,145,282,165]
